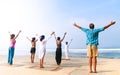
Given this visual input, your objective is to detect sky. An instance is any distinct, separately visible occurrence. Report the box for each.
[0,0,120,51]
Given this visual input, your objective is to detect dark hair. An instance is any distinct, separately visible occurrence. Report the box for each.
[40,35,45,41]
[32,37,36,42]
[65,42,68,45]
[89,23,94,29]
[57,37,60,40]
[10,34,15,39]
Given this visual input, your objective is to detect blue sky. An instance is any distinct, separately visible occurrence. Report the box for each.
[0,0,120,50]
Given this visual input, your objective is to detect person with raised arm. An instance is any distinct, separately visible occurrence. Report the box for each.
[8,30,21,65]
[63,39,73,60]
[39,32,54,68]
[73,21,116,73]
[53,32,67,67]
[26,36,38,63]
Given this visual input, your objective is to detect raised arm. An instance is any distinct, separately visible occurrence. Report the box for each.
[8,31,11,36]
[35,39,38,42]
[53,32,57,41]
[73,23,82,29]
[26,37,31,41]
[104,21,116,29]
[35,34,40,42]
[61,32,67,42]
[68,39,73,46]
[14,30,21,39]
[51,32,55,36]
[46,32,55,41]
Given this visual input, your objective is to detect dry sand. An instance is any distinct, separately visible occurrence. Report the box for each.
[0,55,120,75]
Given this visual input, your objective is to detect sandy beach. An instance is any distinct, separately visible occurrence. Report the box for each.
[0,55,120,75]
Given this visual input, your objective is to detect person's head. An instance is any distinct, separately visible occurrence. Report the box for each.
[89,23,94,29]
[32,37,36,42]
[40,35,45,41]
[65,42,68,45]
[10,34,15,39]
[57,37,60,40]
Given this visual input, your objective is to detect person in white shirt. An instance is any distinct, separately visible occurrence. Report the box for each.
[39,32,54,68]
[63,39,73,60]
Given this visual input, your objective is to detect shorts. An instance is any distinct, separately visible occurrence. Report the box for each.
[87,45,98,57]
[30,47,36,54]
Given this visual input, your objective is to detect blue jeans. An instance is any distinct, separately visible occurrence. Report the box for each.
[8,47,15,65]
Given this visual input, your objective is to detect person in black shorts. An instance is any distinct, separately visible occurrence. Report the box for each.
[26,37,38,63]
[30,47,36,54]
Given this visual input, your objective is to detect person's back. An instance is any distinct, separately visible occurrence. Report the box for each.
[73,21,116,73]
[31,40,36,48]
[81,28,104,45]
[57,40,61,48]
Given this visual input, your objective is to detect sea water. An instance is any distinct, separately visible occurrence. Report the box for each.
[1,49,120,59]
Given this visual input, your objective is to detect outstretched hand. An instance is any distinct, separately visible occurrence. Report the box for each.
[73,22,77,26]
[19,30,22,32]
[64,32,67,35]
[73,22,82,29]
[51,31,55,35]
[71,39,73,41]
[110,21,116,25]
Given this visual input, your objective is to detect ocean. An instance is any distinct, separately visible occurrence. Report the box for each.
[1,49,120,59]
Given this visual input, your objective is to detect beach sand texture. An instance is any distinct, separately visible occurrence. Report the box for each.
[0,55,120,75]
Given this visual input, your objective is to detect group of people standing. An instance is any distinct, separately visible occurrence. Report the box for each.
[8,31,72,69]
[8,20,116,73]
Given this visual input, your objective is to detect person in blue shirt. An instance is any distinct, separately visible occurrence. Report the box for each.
[73,21,116,73]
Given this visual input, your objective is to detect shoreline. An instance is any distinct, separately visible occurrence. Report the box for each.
[1,49,120,59]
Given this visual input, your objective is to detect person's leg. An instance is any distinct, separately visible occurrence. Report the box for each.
[65,48,69,59]
[8,47,11,64]
[65,51,67,59]
[66,51,69,59]
[41,53,45,68]
[31,53,35,63]
[92,46,98,73]
[55,49,59,65]
[87,45,93,73]
[40,59,42,68]
[31,54,33,63]
[40,58,44,68]
[32,53,35,63]
[40,52,45,68]
[93,56,97,73]
[88,57,93,73]
[30,48,33,63]
[58,48,62,65]
[10,48,14,65]
[32,48,36,63]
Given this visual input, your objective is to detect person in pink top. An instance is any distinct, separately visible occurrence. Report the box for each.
[8,30,21,65]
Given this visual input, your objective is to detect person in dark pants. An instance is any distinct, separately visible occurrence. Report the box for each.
[53,32,67,67]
